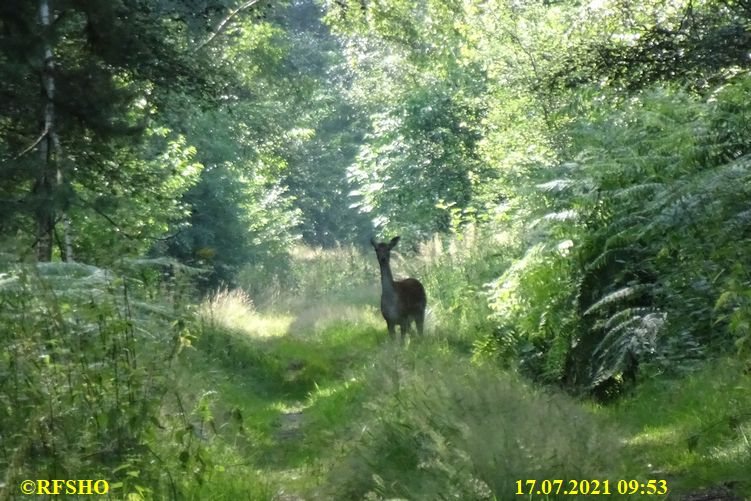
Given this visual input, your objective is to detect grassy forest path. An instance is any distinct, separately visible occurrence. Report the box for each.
[174,287,751,500]
[177,289,394,499]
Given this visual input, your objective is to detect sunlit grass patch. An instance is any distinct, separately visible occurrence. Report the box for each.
[708,435,751,463]
[286,299,382,335]
[198,288,293,338]
[626,426,684,447]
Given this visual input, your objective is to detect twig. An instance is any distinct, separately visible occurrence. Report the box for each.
[143,444,178,500]
[14,126,50,160]
[73,197,137,240]
[193,0,262,53]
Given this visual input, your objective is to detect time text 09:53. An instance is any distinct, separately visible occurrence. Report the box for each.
[516,479,668,496]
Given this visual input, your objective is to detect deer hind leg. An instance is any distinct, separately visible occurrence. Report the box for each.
[399,320,411,343]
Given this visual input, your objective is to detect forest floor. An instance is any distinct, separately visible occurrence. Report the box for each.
[176,290,751,500]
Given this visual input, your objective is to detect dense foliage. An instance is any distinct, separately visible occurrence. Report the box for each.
[322,0,751,397]
[2,0,751,498]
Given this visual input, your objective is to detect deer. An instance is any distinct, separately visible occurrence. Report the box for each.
[370,236,427,342]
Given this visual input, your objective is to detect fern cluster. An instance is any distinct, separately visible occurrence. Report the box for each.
[482,75,751,395]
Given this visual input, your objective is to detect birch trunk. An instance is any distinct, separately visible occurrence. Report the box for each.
[36,0,73,261]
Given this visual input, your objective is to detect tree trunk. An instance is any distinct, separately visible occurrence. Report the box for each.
[35,0,72,262]
[62,213,73,262]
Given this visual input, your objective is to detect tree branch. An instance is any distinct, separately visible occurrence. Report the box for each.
[14,126,50,160]
[74,194,183,242]
[193,0,262,53]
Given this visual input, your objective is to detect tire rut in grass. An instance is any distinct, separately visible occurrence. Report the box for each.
[277,359,307,442]
[276,409,304,441]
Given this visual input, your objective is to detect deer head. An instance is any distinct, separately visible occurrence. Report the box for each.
[370,235,400,266]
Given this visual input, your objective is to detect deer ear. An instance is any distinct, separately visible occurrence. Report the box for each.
[388,236,400,249]
[370,236,377,248]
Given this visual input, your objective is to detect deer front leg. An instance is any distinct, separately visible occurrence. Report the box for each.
[386,319,396,341]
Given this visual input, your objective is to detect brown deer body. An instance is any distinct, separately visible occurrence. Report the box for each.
[371,236,427,341]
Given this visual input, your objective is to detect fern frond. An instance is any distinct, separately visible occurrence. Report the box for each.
[611,182,665,200]
[0,272,18,291]
[543,209,578,221]
[584,284,651,317]
[727,208,751,234]
[603,227,644,252]
[585,246,646,274]
[590,310,665,387]
[594,311,664,357]
[592,316,643,357]
[537,179,576,192]
[602,307,655,330]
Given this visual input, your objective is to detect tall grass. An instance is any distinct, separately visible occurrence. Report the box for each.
[198,288,292,339]
[407,226,511,342]
[237,244,376,311]
[319,345,623,500]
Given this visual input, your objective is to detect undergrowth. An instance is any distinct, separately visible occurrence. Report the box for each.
[607,358,751,496]
[0,260,213,499]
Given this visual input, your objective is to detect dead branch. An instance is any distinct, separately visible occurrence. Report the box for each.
[193,0,262,53]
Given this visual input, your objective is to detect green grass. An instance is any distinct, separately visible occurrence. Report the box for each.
[171,254,751,500]
[7,247,747,499]
[604,360,751,497]
[179,309,622,500]
[172,288,383,498]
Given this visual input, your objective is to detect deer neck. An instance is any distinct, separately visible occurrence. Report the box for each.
[378,260,396,297]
